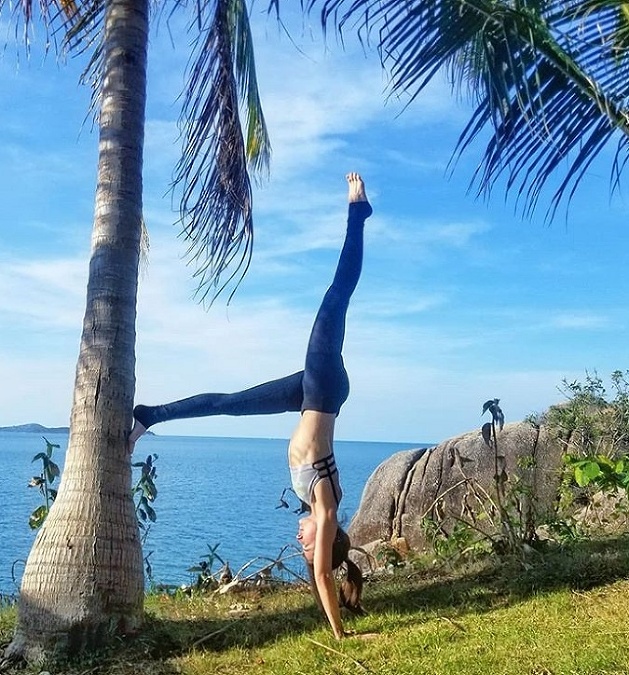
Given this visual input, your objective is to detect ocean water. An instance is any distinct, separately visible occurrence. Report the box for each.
[0,431,426,595]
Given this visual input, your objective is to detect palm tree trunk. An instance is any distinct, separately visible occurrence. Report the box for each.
[6,0,148,661]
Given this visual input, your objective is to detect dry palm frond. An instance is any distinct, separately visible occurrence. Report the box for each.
[175,0,271,304]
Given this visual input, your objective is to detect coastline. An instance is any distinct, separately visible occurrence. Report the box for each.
[0,423,69,433]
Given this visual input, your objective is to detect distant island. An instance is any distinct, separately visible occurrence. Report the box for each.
[0,423,155,435]
[0,423,69,433]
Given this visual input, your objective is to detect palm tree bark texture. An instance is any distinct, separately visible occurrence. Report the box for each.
[1,0,269,661]
[6,0,148,661]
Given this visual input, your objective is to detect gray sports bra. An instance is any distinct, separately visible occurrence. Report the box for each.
[290,452,342,507]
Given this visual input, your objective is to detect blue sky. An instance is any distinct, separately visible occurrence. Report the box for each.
[1,6,628,444]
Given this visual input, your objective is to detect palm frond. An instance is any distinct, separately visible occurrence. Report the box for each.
[454,1,629,217]
[0,0,83,52]
[175,0,271,303]
[228,0,272,177]
[0,0,107,118]
[295,0,629,218]
[61,0,106,121]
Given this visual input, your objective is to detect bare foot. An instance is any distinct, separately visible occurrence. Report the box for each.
[128,405,152,453]
[346,172,369,203]
[127,419,146,454]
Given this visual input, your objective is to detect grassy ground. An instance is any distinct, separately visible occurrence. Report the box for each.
[3,537,629,674]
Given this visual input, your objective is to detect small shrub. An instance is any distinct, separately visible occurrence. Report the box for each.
[547,370,629,537]
[27,437,61,529]
[422,398,543,566]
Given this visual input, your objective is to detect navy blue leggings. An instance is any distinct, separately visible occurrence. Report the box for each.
[133,201,372,430]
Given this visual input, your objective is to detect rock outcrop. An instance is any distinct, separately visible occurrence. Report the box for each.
[349,421,564,566]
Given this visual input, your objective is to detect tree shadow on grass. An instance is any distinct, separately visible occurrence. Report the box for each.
[44,535,629,671]
[365,534,629,619]
[155,536,629,652]
[106,597,329,669]
[3,596,327,674]
[147,601,322,650]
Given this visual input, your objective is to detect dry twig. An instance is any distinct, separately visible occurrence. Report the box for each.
[305,637,371,672]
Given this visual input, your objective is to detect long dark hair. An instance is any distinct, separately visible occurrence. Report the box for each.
[307,526,364,615]
[333,527,365,614]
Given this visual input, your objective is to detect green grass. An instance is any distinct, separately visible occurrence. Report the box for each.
[3,537,629,674]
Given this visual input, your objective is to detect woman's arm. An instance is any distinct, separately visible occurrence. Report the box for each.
[311,482,345,639]
[306,564,325,614]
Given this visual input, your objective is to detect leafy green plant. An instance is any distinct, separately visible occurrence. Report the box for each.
[564,453,629,491]
[543,371,629,537]
[185,543,231,592]
[475,399,538,555]
[543,516,582,543]
[132,453,158,534]
[132,453,159,582]
[421,517,491,565]
[422,399,543,565]
[481,398,517,549]
[27,437,61,529]
[26,441,160,581]
[547,370,629,458]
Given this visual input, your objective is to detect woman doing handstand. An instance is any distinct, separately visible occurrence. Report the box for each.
[129,172,372,639]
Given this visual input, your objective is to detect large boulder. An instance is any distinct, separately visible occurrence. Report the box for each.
[349,421,563,565]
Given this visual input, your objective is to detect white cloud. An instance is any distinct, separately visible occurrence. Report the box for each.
[0,353,75,427]
[0,256,87,330]
[550,313,611,330]
[373,217,491,249]
[355,294,447,319]
[1,3,627,449]
[484,307,617,336]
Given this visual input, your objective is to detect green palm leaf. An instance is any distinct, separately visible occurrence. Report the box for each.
[175,0,271,303]
[291,0,629,217]
[7,0,271,304]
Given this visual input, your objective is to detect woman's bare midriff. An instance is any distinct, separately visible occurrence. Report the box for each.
[288,410,336,467]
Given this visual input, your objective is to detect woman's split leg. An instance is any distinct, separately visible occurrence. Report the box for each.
[129,371,304,446]
[302,173,372,413]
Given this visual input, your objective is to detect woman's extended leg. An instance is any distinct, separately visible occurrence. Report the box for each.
[129,174,372,445]
[129,371,304,445]
[301,173,372,413]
